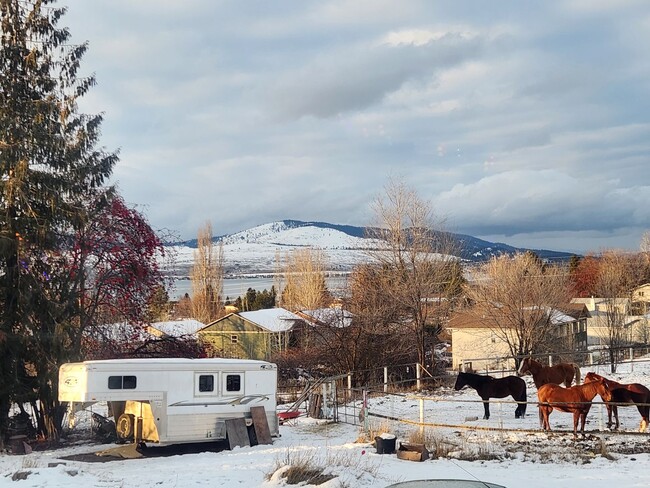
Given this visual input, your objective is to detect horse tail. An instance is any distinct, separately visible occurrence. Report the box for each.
[573,364,581,385]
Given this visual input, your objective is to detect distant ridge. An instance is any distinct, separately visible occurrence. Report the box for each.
[168,219,578,264]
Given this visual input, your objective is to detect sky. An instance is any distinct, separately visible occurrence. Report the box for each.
[3,359,650,487]
[60,0,650,255]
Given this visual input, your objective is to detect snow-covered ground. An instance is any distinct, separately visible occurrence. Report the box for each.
[3,360,650,487]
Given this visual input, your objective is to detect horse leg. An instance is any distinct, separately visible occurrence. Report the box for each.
[613,405,619,430]
[605,405,614,429]
[573,411,583,439]
[639,406,649,432]
[514,393,526,418]
[539,406,551,431]
[483,400,490,420]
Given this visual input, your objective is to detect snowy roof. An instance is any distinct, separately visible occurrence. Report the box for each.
[87,322,151,341]
[548,309,576,325]
[298,308,353,328]
[239,308,304,332]
[149,319,206,338]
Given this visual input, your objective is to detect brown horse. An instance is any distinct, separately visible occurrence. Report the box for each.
[537,377,612,438]
[584,372,650,432]
[454,372,527,420]
[517,356,581,388]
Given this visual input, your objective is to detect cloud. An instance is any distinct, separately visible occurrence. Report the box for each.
[61,0,650,254]
[264,32,488,119]
[435,170,650,237]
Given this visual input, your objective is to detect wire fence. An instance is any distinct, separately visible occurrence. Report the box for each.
[277,347,650,437]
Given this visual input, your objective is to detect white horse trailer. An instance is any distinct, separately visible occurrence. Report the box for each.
[58,358,278,445]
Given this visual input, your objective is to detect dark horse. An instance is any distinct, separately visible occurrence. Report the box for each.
[537,377,611,438]
[454,372,527,420]
[517,356,581,388]
[584,372,650,432]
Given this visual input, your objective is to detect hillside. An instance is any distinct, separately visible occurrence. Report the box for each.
[165,220,577,276]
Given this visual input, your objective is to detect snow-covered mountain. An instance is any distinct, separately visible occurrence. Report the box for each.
[165,220,377,277]
[165,219,576,277]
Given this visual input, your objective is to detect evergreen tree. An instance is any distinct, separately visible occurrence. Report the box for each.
[0,0,117,442]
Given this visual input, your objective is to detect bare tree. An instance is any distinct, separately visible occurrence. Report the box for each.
[593,251,639,373]
[190,222,224,324]
[278,247,330,312]
[641,230,650,255]
[464,253,571,367]
[363,178,460,369]
[641,231,650,279]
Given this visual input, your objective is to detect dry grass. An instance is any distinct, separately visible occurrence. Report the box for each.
[21,457,39,469]
[266,449,335,485]
[266,446,381,486]
[356,420,393,443]
[406,428,459,459]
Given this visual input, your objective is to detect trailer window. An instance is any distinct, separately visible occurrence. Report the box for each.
[226,374,241,392]
[108,375,137,390]
[199,375,214,392]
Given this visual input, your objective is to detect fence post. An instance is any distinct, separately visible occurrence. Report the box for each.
[362,389,368,434]
[630,348,634,372]
[548,355,553,366]
[416,363,421,391]
[419,398,424,435]
[347,373,352,395]
[384,367,388,393]
[589,353,593,366]
[321,383,328,419]
[599,402,603,431]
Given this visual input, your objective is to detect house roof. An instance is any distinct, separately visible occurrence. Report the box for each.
[238,308,304,332]
[88,322,151,341]
[149,319,206,338]
[448,305,584,330]
[447,312,492,329]
[298,308,353,328]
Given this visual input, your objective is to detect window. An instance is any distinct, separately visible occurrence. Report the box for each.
[108,375,137,390]
[226,374,241,392]
[199,375,214,392]
[230,335,238,344]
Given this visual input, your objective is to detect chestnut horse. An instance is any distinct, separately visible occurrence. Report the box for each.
[584,372,650,432]
[537,377,612,438]
[517,357,581,388]
[454,372,527,420]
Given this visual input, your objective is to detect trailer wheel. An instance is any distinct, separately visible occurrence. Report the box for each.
[116,413,135,441]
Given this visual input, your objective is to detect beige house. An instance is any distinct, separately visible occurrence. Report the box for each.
[448,312,513,372]
[632,283,650,315]
[448,305,589,372]
[570,297,648,345]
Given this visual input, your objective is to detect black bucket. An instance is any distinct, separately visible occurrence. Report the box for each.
[375,434,396,454]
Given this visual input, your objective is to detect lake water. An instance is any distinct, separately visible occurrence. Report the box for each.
[169,275,350,301]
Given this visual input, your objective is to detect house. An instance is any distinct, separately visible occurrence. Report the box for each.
[571,296,649,346]
[198,308,305,360]
[632,283,650,315]
[448,304,589,372]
